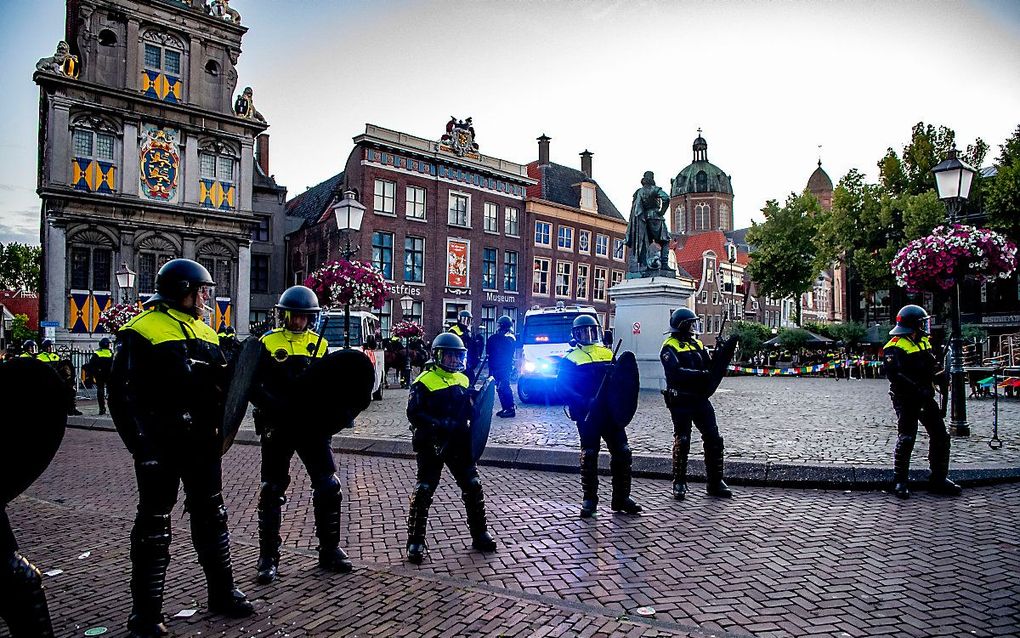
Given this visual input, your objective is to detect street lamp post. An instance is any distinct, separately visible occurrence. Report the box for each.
[400,295,414,387]
[932,148,977,436]
[115,263,136,304]
[327,190,366,349]
[725,239,737,322]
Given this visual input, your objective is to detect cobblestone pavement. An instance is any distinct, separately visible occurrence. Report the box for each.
[7,427,1019,637]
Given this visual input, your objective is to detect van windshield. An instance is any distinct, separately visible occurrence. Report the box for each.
[318,318,362,347]
[522,314,594,345]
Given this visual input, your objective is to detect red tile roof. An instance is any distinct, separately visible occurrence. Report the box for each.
[0,291,39,330]
[672,231,750,281]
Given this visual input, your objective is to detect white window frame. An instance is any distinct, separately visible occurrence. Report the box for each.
[535,220,552,247]
[576,263,590,300]
[482,247,498,291]
[613,238,625,262]
[406,184,426,220]
[374,179,396,216]
[483,202,499,234]
[505,206,519,237]
[533,257,551,297]
[504,250,519,292]
[555,261,573,298]
[595,234,609,257]
[557,226,574,252]
[580,183,596,211]
[578,230,591,255]
[448,190,471,227]
[593,267,608,302]
[610,270,623,295]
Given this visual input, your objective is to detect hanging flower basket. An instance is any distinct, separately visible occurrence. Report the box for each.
[891,224,1018,293]
[303,259,390,309]
[392,320,424,339]
[98,302,143,333]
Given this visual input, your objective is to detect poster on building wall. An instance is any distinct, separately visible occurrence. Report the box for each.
[447,239,469,288]
[139,125,180,203]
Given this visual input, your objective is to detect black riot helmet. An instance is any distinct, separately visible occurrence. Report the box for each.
[890,304,931,336]
[22,339,37,354]
[431,332,467,373]
[98,337,111,349]
[41,339,54,350]
[668,307,701,336]
[276,285,321,331]
[571,315,601,346]
[145,259,215,307]
[497,315,513,332]
[458,309,472,325]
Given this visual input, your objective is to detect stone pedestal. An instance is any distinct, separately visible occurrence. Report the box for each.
[610,275,695,390]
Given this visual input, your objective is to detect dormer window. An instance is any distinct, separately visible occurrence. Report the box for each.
[580,182,597,211]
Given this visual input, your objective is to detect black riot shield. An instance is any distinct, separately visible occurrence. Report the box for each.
[300,349,375,437]
[706,335,739,397]
[0,359,67,503]
[221,337,263,454]
[599,350,640,429]
[470,376,495,462]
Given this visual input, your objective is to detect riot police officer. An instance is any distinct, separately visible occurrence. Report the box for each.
[18,339,37,358]
[86,337,114,415]
[884,305,962,499]
[36,339,60,363]
[557,315,642,518]
[486,315,516,418]
[218,326,239,363]
[108,259,253,637]
[405,333,497,564]
[449,310,483,384]
[660,308,732,500]
[251,285,353,584]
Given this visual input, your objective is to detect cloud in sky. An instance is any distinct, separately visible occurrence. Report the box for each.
[0,0,1018,247]
[0,206,39,245]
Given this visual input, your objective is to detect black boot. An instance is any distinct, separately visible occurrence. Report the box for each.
[256,484,284,584]
[190,498,254,618]
[1,551,56,638]
[126,513,172,637]
[406,482,432,564]
[704,439,732,498]
[462,476,497,552]
[893,434,913,499]
[579,448,599,518]
[610,446,642,515]
[928,436,962,496]
[672,435,690,500]
[313,479,353,573]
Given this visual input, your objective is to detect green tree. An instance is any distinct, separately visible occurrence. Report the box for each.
[745,191,822,326]
[985,124,1020,240]
[776,327,812,351]
[9,313,35,345]
[0,242,42,291]
[802,320,835,338]
[727,320,770,360]
[829,321,867,348]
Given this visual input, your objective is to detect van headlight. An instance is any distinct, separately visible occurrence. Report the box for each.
[523,360,537,373]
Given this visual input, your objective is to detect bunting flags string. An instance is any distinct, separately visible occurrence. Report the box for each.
[726,360,884,376]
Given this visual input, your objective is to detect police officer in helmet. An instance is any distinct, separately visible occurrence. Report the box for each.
[405,332,497,564]
[884,305,962,499]
[251,285,354,584]
[486,315,516,418]
[108,258,254,637]
[86,337,114,415]
[449,309,483,384]
[557,315,642,518]
[18,340,37,358]
[661,308,732,500]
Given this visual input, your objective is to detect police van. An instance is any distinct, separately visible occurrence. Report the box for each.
[317,310,386,400]
[517,302,600,403]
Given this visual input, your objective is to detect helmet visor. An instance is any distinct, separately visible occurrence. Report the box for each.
[438,349,467,372]
[574,325,601,346]
[918,315,931,335]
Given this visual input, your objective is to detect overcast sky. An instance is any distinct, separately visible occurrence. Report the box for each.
[1,0,1018,245]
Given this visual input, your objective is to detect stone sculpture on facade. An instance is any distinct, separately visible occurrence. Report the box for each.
[624,171,674,277]
[234,87,266,122]
[439,116,480,157]
[208,0,241,24]
[35,41,79,77]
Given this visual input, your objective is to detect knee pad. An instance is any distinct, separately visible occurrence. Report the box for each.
[411,482,434,505]
[186,492,227,525]
[312,473,342,500]
[9,553,43,589]
[896,434,916,448]
[132,513,172,545]
[259,480,288,508]
[463,475,483,494]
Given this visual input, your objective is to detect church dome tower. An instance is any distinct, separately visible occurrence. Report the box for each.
[669,131,735,236]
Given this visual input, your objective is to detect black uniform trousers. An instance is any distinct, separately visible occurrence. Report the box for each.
[257,425,343,559]
[96,380,108,414]
[890,394,951,478]
[492,371,514,412]
[407,433,487,542]
[575,413,633,502]
[130,432,235,623]
[0,509,54,638]
[666,395,723,449]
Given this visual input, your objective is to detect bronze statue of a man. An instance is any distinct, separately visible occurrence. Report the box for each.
[625,171,672,274]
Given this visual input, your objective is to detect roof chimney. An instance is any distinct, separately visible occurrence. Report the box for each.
[537,134,551,165]
[256,134,270,176]
[579,149,593,178]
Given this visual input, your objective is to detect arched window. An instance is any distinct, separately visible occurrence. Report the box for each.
[68,230,114,293]
[141,30,186,102]
[719,203,730,231]
[675,204,686,233]
[198,140,239,210]
[198,242,234,298]
[70,113,120,194]
[136,236,178,295]
[695,170,708,192]
[695,202,711,231]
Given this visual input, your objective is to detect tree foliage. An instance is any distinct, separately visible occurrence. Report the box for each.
[9,313,35,345]
[775,327,812,351]
[0,242,41,292]
[727,320,771,360]
[985,124,1020,241]
[829,321,867,347]
[745,192,822,325]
